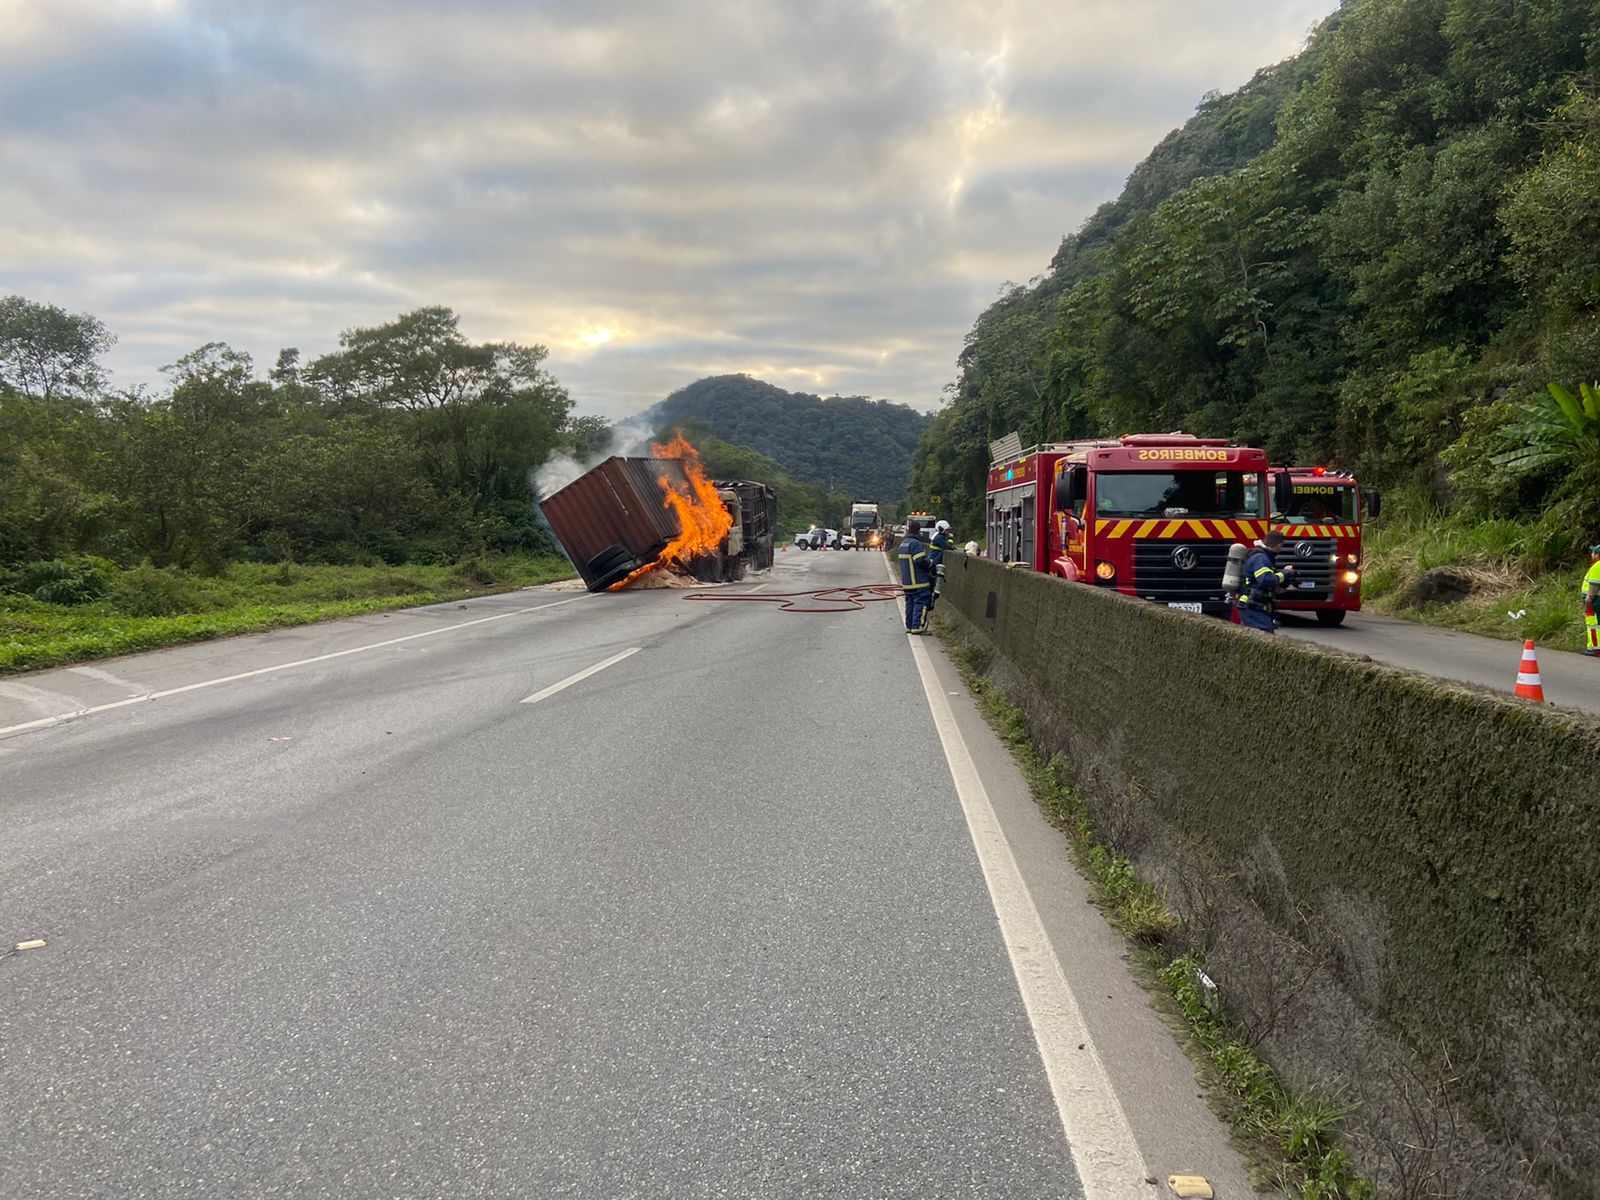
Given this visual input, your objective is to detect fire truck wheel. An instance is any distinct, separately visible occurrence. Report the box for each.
[1315,609,1347,627]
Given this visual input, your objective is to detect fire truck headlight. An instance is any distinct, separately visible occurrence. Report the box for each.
[1343,570,1361,585]
[1347,552,1359,565]
[1094,560,1116,582]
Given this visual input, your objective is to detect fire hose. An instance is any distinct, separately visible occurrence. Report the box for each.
[681,584,906,614]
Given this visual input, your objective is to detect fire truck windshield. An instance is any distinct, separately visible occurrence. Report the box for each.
[1093,471,1257,519]
[1278,484,1358,523]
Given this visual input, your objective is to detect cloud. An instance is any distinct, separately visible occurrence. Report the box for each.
[0,0,1337,417]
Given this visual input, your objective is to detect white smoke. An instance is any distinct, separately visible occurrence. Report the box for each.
[532,455,586,499]
[531,413,664,500]
[608,414,659,458]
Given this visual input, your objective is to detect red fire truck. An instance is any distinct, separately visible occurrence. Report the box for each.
[986,433,1278,616]
[1267,466,1381,626]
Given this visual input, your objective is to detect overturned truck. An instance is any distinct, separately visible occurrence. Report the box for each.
[540,456,776,592]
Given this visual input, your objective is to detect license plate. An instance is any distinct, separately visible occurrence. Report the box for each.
[1299,581,1317,589]
[1167,602,1203,613]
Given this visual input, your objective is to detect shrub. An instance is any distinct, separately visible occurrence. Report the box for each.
[4,558,113,605]
[450,557,498,586]
[107,565,211,616]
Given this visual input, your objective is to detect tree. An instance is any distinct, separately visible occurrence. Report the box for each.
[306,307,572,512]
[0,295,115,404]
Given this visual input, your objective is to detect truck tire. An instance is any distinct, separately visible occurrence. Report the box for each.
[1315,609,1347,627]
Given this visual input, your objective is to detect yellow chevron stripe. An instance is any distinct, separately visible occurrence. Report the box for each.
[1096,519,1110,535]
[1189,519,1210,538]
[1160,520,1183,538]
[1213,519,1235,539]
[1135,519,1159,538]
[1113,519,1134,538]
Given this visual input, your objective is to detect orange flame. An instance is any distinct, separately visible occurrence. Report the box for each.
[610,434,733,589]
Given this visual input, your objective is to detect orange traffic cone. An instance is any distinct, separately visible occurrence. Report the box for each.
[1515,639,1546,703]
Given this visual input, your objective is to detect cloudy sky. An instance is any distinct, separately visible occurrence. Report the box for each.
[1,0,1336,419]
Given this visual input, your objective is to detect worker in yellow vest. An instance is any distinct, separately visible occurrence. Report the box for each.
[1584,543,1600,657]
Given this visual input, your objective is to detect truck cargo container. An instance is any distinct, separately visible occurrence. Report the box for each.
[539,456,775,592]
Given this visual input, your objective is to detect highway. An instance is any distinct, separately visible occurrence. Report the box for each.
[1278,608,1600,716]
[0,551,1250,1199]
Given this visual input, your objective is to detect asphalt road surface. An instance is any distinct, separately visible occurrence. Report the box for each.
[1277,608,1600,716]
[0,552,1251,1200]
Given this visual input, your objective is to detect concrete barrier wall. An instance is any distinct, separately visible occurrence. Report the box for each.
[939,553,1600,1194]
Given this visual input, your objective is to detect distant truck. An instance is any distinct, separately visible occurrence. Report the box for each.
[849,501,880,550]
[1267,465,1380,626]
[539,456,775,591]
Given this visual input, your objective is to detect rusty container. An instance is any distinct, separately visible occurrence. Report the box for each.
[540,456,696,591]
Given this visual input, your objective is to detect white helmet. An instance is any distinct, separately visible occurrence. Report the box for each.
[935,519,950,531]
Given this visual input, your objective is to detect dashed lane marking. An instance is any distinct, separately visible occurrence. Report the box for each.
[519,647,641,706]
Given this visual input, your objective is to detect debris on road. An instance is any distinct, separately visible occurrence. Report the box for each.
[15,939,47,951]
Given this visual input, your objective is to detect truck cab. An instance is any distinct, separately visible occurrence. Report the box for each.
[1268,467,1379,626]
[987,433,1271,615]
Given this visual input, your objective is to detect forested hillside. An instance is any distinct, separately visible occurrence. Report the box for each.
[911,0,1600,570]
[653,375,930,502]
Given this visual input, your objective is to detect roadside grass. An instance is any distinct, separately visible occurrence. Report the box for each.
[0,555,574,675]
[942,629,1373,1200]
[1363,496,1588,652]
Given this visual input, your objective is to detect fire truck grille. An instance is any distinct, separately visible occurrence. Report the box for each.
[1131,540,1233,606]
[1280,536,1337,602]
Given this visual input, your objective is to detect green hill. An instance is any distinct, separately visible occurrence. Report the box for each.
[910,0,1600,567]
[652,375,930,503]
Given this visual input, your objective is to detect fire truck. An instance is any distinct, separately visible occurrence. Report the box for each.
[985,432,1279,615]
[1267,466,1381,626]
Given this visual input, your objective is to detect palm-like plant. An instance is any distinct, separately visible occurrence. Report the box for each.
[1493,381,1600,475]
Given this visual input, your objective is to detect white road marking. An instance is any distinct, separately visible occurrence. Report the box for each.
[0,680,84,714]
[889,559,1149,1197]
[65,664,146,692]
[520,647,640,705]
[0,594,591,740]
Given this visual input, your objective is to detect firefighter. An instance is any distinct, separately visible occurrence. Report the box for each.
[1583,543,1600,657]
[1239,530,1293,634]
[924,520,952,612]
[898,525,933,633]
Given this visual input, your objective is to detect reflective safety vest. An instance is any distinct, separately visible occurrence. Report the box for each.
[898,537,931,590]
[1582,559,1600,603]
[926,530,951,573]
[1242,547,1285,610]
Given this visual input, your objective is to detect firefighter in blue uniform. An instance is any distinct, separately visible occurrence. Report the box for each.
[924,519,952,614]
[898,524,933,633]
[1239,529,1293,634]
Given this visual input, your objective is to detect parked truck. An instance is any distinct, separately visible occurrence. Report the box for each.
[539,456,775,592]
[1267,465,1380,626]
[849,500,880,550]
[985,432,1280,616]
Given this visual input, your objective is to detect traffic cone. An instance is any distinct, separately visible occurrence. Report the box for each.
[1515,639,1546,703]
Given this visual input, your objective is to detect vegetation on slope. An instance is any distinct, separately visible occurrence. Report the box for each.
[653,374,930,503]
[910,0,1600,586]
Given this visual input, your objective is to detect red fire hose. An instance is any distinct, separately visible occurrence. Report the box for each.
[681,584,905,614]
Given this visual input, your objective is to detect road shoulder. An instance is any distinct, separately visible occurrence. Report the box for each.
[914,623,1260,1196]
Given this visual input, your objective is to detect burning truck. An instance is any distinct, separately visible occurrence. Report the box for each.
[540,436,776,592]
